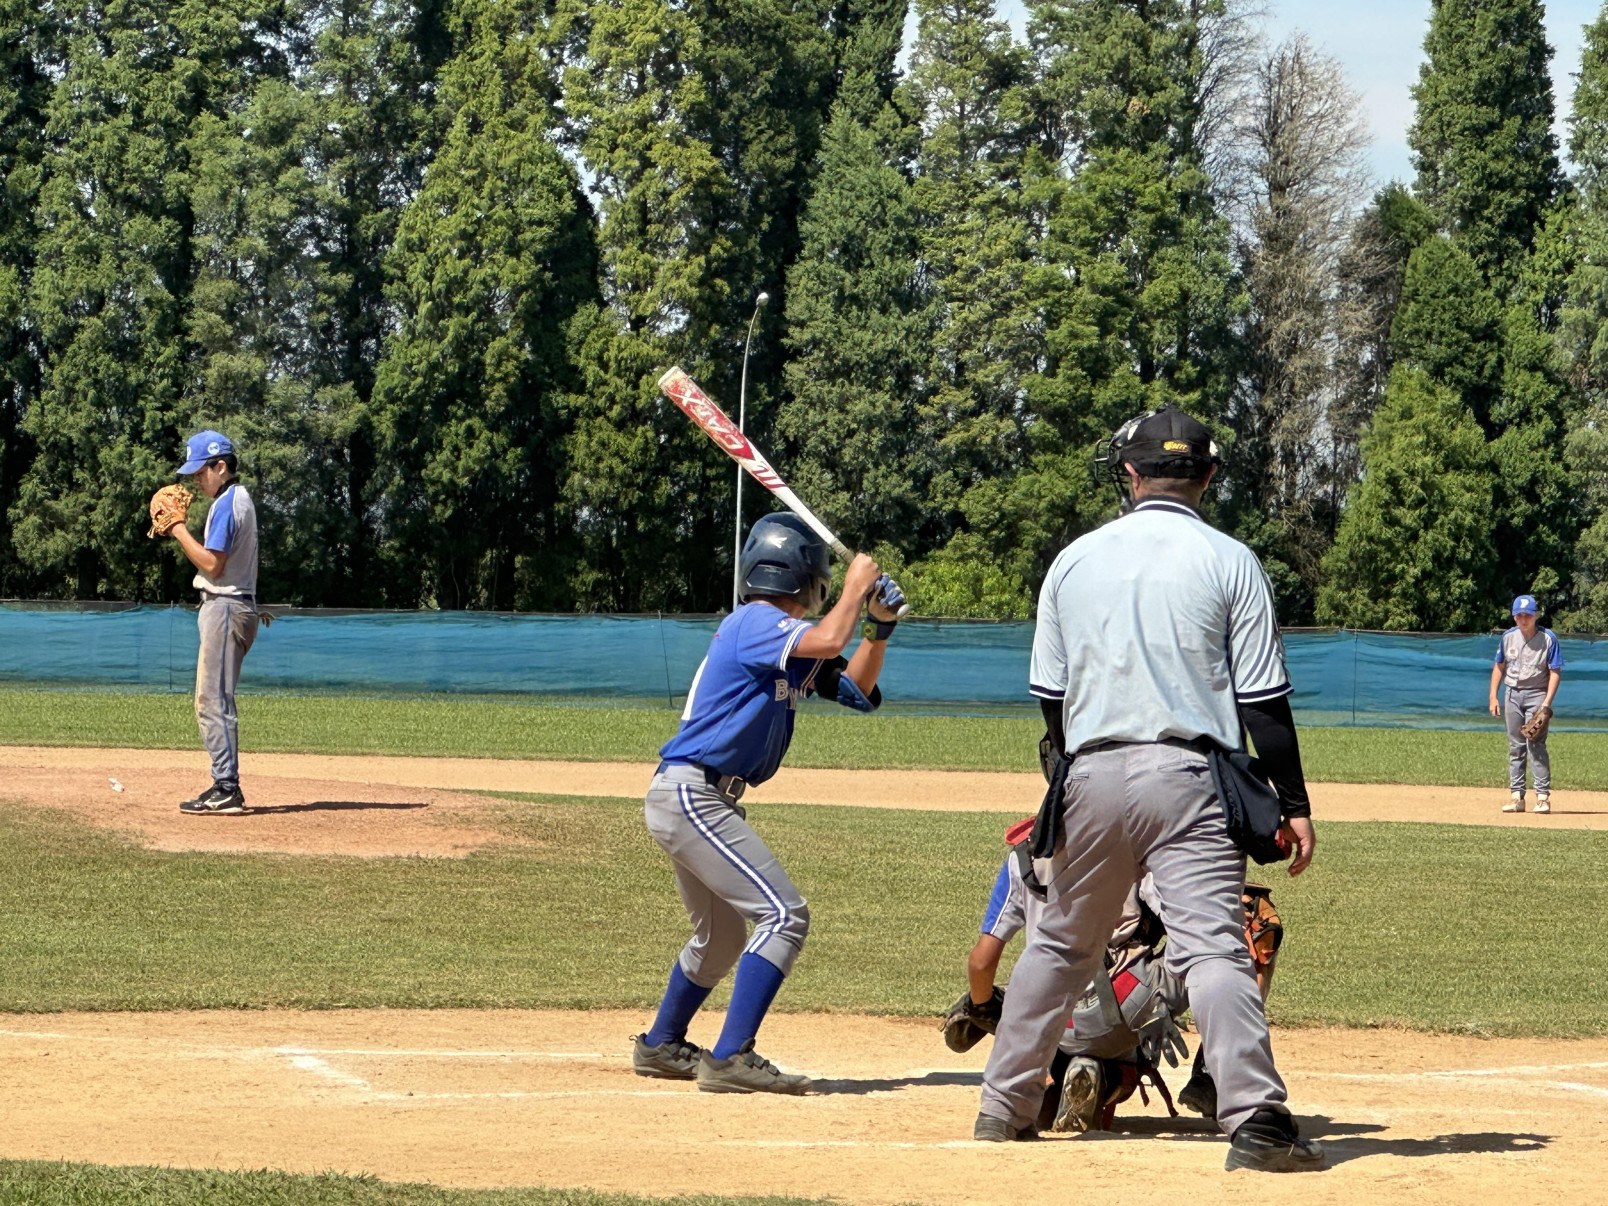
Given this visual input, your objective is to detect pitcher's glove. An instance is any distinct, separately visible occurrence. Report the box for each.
[1520,705,1553,742]
[941,987,1004,1053]
[147,484,194,538]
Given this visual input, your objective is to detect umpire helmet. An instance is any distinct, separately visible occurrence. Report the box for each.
[1096,406,1221,484]
[739,514,831,611]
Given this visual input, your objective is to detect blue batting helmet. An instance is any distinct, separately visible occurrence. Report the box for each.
[738,514,831,610]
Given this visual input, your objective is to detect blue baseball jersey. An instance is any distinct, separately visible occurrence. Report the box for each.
[659,602,825,786]
[193,482,258,597]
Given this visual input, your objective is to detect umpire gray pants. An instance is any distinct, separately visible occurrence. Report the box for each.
[980,741,1288,1137]
[195,595,258,788]
[644,765,810,984]
[1504,685,1552,794]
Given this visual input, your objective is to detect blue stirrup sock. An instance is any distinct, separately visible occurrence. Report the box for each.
[642,962,713,1047]
[711,953,786,1059]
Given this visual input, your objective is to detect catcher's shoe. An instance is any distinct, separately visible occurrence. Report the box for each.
[696,1040,811,1095]
[631,1034,702,1080]
[180,784,247,815]
[1178,1065,1218,1119]
[1225,1108,1326,1173]
[973,1113,1039,1142]
[1503,791,1525,813]
[1049,1055,1104,1133]
[1535,794,1552,814]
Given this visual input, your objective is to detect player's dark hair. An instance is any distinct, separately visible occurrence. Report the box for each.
[212,454,238,475]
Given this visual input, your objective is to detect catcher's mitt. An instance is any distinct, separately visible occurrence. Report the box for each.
[1242,883,1283,966]
[1520,705,1553,742]
[941,987,1004,1053]
[147,484,193,538]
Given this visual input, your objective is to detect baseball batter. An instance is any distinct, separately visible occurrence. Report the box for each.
[632,513,903,1094]
[165,430,260,816]
[1489,594,1562,813]
[974,406,1322,1173]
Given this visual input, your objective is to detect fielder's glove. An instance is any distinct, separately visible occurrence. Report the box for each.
[1520,705,1553,742]
[147,484,194,538]
[941,987,1004,1053]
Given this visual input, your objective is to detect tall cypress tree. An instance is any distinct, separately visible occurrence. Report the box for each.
[1023,0,1242,550]
[1317,368,1497,631]
[1408,0,1561,296]
[0,0,54,593]
[371,0,597,610]
[900,0,1039,611]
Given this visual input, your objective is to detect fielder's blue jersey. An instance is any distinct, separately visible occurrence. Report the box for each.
[659,602,823,786]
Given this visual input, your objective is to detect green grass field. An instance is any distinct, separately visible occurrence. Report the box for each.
[1,792,1602,1036]
[0,1162,824,1206]
[0,687,1602,786]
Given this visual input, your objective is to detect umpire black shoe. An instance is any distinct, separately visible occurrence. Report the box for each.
[631,1033,702,1080]
[1178,1065,1218,1118]
[1225,1108,1326,1172]
[180,784,247,815]
[973,1113,1039,1142]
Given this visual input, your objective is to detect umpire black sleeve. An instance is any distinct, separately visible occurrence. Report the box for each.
[1238,694,1311,819]
[1040,698,1066,758]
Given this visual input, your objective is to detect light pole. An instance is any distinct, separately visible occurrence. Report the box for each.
[732,291,770,611]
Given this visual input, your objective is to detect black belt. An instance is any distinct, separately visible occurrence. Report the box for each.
[1076,735,1215,757]
[657,761,749,801]
[201,591,254,603]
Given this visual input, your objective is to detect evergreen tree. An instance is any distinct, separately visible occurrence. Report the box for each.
[1388,236,1503,430]
[776,103,933,559]
[902,0,1037,609]
[1024,0,1243,555]
[1408,0,1562,295]
[371,0,597,610]
[15,0,230,597]
[0,0,55,593]
[1317,369,1496,631]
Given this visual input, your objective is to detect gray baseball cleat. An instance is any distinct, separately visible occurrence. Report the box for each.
[1224,1108,1326,1172]
[973,1113,1039,1141]
[631,1034,702,1080]
[695,1040,812,1094]
[1050,1055,1105,1133]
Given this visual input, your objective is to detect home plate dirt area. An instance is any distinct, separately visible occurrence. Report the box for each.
[0,745,1604,1202]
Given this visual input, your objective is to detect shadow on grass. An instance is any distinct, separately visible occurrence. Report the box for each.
[811,1070,983,1094]
[245,800,430,815]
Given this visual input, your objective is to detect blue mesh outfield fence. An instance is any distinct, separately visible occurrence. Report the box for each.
[2,602,1606,728]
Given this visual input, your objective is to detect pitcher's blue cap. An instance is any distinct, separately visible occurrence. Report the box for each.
[178,430,234,474]
[1512,594,1539,616]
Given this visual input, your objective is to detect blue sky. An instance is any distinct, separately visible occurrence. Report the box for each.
[990,0,1604,187]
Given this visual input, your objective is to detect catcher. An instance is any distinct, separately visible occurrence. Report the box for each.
[944,811,1284,1133]
[1490,594,1562,814]
[150,430,261,816]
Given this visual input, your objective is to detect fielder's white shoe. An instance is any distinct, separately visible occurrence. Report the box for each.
[1503,792,1525,813]
[1535,794,1551,814]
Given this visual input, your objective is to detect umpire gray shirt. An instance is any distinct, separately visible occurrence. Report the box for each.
[1029,498,1290,753]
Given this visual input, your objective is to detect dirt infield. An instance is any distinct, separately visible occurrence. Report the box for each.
[2,744,1606,1201]
[1,747,1605,858]
[1,1007,1601,1203]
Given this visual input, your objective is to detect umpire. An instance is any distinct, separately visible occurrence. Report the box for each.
[974,407,1323,1172]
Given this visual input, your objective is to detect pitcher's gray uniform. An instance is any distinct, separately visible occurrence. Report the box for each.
[978,488,1306,1147]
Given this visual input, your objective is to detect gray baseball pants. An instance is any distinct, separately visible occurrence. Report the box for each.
[644,765,810,984]
[979,740,1289,1137]
[1504,685,1552,794]
[195,595,258,788]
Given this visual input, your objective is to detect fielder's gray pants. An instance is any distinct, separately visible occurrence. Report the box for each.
[979,741,1288,1138]
[195,595,258,788]
[1504,685,1552,794]
[644,765,810,984]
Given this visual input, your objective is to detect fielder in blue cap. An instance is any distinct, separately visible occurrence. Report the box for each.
[1489,594,1562,814]
[162,430,261,815]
